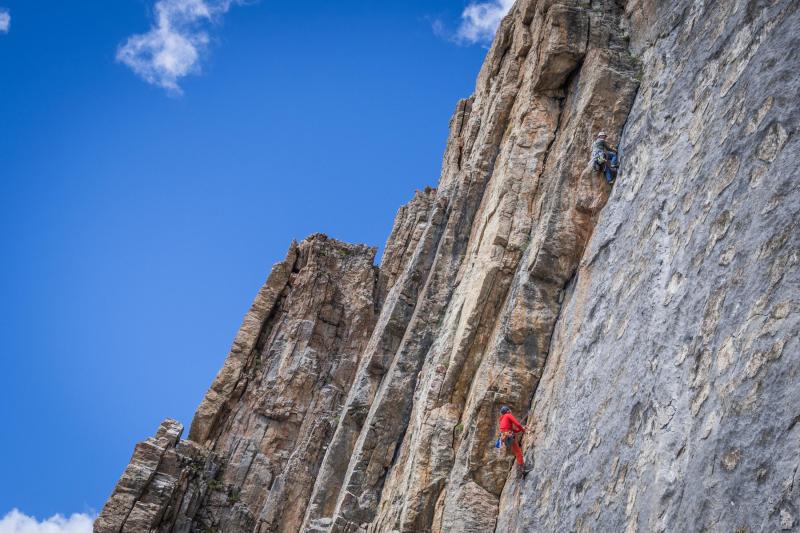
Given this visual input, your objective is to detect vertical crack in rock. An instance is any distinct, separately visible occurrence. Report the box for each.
[97,1,799,532]
[376,188,438,307]
[497,1,800,532]
[304,10,532,529]
[368,3,640,532]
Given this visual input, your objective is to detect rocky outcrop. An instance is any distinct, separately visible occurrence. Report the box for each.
[94,419,221,533]
[98,1,799,532]
[97,235,382,532]
[376,187,437,306]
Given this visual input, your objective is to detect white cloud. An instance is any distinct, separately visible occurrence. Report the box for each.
[0,510,94,533]
[117,0,243,94]
[0,9,10,33]
[456,0,514,44]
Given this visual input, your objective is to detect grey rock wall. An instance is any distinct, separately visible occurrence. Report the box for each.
[498,1,800,532]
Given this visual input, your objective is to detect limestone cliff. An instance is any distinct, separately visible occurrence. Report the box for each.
[96,1,799,532]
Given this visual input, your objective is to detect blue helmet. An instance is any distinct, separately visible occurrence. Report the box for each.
[500,406,510,414]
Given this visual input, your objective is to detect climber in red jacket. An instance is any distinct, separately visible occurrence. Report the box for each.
[498,406,525,468]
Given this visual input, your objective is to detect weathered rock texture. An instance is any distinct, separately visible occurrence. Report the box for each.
[497,1,800,531]
[98,1,799,532]
[97,235,381,533]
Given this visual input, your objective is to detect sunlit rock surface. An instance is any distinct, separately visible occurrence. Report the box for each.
[97,1,799,531]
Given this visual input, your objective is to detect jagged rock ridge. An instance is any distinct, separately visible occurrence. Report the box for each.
[97,1,799,532]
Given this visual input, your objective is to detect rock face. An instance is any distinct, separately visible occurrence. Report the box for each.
[97,1,799,532]
[96,235,381,533]
[497,1,800,531]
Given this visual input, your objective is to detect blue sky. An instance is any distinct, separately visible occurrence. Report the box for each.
[0,0,508,527]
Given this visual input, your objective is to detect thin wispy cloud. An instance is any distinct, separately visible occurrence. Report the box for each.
[0,9,10,34]
[117,0,245,95]
[0,509,94,533]
[455,0,514,44]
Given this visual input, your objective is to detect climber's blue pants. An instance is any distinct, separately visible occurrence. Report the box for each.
[604,153,619,183]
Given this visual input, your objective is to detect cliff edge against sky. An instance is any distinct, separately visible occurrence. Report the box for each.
[96,1,799,531]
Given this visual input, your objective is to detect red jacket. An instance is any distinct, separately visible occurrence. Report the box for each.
[499,412,524,433]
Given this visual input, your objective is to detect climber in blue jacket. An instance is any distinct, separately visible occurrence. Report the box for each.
[591,131,619,184]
